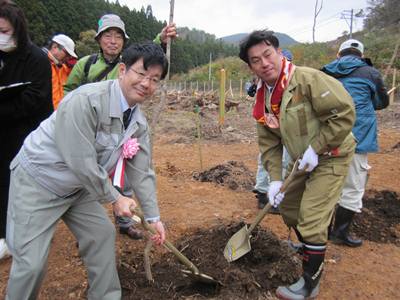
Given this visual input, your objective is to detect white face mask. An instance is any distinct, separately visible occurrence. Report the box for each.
[0,32,17,52]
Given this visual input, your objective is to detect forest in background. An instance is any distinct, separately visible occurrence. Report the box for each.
[14,0,399,83]
[14,0,237,74]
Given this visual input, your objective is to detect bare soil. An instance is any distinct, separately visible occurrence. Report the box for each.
[1,97,399,300]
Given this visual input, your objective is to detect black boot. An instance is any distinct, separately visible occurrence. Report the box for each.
[329,206,362,247]
[254,190,268,209]
[276,244,325,300]
[254,191,280,213]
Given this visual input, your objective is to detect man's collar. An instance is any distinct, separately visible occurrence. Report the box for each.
[256,80,274,93]
[111,80,146,125]
[265,84,274,93]
[119,87,135,112]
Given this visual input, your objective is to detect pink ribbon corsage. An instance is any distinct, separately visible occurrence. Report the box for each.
[123,138,140,159]
[113,138,140,189]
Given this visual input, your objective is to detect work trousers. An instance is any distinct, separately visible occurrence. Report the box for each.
[338,153,369,213]
[6,162,121,300]
[279,153,353,244]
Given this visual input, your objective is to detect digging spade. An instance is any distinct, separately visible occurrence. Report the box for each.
[131,207,221,285]
[224,159,302,262]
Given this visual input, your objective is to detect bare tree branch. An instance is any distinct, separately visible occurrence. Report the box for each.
[383,37,400,82]
[312,0,324,43]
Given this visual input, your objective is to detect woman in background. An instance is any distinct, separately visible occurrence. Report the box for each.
[0,0,53,260]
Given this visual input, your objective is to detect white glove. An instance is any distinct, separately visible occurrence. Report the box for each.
[268,181,285,207]
[298,145,318,172]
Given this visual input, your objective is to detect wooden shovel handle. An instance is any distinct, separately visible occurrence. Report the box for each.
[247,158,302,233]
[131,207,200,274]
[280,158,301,192]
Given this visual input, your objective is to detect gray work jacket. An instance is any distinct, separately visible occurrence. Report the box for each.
[14,80,160,219]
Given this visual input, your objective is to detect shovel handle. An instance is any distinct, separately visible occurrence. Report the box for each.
[247,158,302,234]
[131,207,200,275]
[247,202,272,233]
[280,158,301,192]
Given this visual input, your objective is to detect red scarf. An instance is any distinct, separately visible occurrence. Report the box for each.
[253,58,294,127]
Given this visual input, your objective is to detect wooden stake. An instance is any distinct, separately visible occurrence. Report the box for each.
[149,0,175,143]
[194,105,203,171]
[389,68,397,105]
[383,39,399,82]
[219,69,226,125]
[165,0,175,80]
[229,79,234,98]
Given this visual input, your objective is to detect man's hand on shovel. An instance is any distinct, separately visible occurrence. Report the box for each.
[112,194,136,218]
[268,181,285,207]
[129,207,166,246]
[147,221,166,246]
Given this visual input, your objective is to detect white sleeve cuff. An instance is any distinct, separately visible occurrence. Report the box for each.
[145,216,160,223]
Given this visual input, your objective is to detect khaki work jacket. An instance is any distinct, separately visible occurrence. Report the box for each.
[257,66,356,181]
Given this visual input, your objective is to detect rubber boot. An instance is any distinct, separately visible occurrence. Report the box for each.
[329,206,362,247]
[276,244,325,300]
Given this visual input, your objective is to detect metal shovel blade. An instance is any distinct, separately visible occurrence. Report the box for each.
[223,224,251,262]
[224,158,303,263]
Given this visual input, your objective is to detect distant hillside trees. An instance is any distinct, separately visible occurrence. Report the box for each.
[74,30,98,57]
[364,0,400,30]
[14,0,238,75]
[288,0,399,71]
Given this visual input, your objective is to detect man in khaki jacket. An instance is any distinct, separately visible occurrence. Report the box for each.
[239,30,356,300]
[5,42,168,300]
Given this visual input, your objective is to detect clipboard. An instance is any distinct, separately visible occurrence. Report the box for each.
[0,81,31,92]
[0,81,31,97]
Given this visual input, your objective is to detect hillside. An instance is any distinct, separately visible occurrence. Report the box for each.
[220,32,298,47]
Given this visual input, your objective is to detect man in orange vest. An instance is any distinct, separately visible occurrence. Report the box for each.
[43,34,78,109]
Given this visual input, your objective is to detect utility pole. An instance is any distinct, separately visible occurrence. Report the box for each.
[341,9,355,38]
[350,9,353,38]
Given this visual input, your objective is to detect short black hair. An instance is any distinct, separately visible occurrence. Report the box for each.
[0,0,29,51]
[338,48,362,58]
[239,30,279,64]
[121,42,169,79]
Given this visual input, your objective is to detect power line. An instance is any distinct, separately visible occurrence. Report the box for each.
[284,12,340,35]
[282,7,366,41]
[286,16,343,37]
[341,9,364,38]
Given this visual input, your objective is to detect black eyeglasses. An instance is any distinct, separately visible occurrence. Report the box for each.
[129,68,161,86]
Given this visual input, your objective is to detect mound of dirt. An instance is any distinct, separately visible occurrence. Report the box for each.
[119,223,301,299]
[376,103,400,129]
[353,190,400,245]
[192,161,255,191]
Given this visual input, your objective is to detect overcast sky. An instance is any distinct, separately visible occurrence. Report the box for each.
[117,0,370,43]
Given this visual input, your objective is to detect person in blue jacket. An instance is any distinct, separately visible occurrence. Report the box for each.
[322,39,389,247]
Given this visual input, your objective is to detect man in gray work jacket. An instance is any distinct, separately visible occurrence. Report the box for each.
[5,42,168,300]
